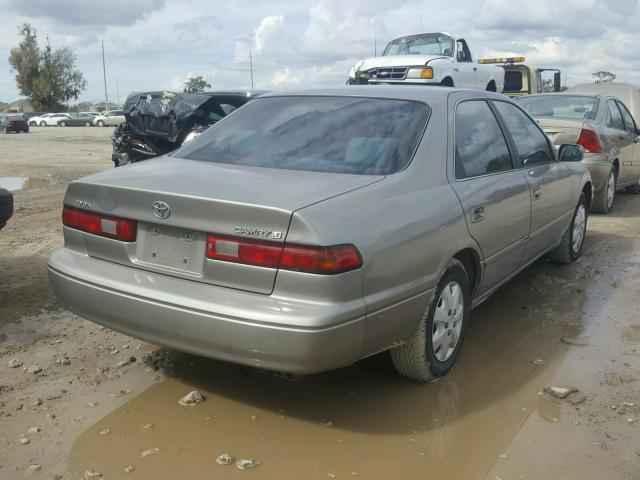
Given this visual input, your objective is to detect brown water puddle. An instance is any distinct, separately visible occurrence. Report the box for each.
[67,260,588,480]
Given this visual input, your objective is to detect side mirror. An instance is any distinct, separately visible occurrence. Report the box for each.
[559,144,584,162]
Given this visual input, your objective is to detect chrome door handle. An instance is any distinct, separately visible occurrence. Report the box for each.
[471,206,485,223]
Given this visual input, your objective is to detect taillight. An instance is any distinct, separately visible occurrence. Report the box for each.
[206,234,362,275]
[577,128,601,153]
[62,206,137,242]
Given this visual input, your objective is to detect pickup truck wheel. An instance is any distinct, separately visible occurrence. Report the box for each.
[625,180,640,194]
[549,193,588,264]
[592,168,616,214]
[391,259,470,382]
[441,77,454,88]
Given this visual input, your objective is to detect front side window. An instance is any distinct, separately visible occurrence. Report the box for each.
[616,101,637,132]
[175,96,430,175]
[455,100,512,179]
[382,33,454,57]
[607,100,625,130]
[494,101,554,165]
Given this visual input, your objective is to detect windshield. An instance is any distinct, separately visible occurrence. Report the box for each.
[517,95,599,120]
[174,96,430,175]
[382,33,454,57]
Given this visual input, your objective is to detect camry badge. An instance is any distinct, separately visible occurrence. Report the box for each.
[152,201,171,219]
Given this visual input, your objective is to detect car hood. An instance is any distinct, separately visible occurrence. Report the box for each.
[354,54,449,71]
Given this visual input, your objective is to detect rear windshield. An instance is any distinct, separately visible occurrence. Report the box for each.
[517,95,599,120]
[6,116,24,121]
[174,96,430,175]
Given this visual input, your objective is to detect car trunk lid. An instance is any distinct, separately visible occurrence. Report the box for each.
[63,157,383,293]
[535,118,585,145]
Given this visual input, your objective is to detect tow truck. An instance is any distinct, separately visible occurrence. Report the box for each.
[478,57,562,97]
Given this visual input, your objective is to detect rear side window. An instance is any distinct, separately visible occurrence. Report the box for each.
[175,96,430,175]
[493,101,554,165]
[455,100,512,179]
[607,100,625,130]
[617,101,637,131]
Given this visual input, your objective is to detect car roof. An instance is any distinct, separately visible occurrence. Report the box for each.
[520,92,609,100]
[260,86,493,102]
[569,82,639,96]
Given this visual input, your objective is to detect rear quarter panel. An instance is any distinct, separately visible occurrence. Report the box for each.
[286,98,480,355]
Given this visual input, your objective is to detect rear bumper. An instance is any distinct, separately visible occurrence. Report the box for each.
[48,249,366,374]
[582,156,611,190]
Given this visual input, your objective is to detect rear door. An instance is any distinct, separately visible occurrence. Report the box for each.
[492,100,574,260]
[605,99,635,183]
[450,98,531,294]
[615,100,640,182]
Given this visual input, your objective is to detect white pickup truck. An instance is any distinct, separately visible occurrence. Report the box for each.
[348,32,504,92]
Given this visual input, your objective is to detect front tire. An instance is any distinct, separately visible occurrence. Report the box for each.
[59,121,66,127]
[391,259,470,382]
[97,120,105,127]
[84,121,91,127]
[39,121,46,127]
[592,168,616,213]
[549,193,588,264]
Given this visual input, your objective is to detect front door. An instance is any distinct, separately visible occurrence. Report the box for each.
[450,99,531,294]
[455,39,477,89]
[492,100,574,260]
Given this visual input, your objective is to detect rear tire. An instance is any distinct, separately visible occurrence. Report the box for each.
[84,121,90,126]
[592,167,616,214]
[625,180,640,194]
[391,259,470,382]
[59,121,66,127]
[486,81,497,92]
[39,121,46,127]
[549,193,588,264]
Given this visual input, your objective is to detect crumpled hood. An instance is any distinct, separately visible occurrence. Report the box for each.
[354,54,448,71]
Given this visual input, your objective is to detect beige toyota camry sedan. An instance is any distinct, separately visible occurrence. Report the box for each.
[49,87,592,382]
[518,93,640,213]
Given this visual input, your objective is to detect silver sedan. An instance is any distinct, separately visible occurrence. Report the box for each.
[517,93,640,213]
[48,87,592,381]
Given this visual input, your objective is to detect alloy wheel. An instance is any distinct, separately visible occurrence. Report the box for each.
[572,203,587,253]
[432,281,464,362]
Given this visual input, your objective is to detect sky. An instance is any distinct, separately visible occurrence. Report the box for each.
[0,0,639,104]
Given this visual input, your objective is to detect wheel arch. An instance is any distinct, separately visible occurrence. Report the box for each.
[441,76,455,87]
[453,248,482,298]
[486,80,497,92]
[582,181,593,212]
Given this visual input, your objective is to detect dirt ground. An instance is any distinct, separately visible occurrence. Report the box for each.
[0,127,638,480]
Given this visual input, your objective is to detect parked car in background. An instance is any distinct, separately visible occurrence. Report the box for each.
[0,188,13,230]
[28,113,54,126]
[93,110,125,127]
[79,112,100,118]
[0,114,29,133]
[49,87,591,382]
[518,93,640,212]
[348,32,504,91]
[111,90,264,166]
[22,112,46,121]
[58,114,95,127]
[37,113,72,126]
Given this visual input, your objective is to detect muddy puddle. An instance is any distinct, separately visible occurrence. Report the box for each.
[67,260,589,480]
[0,176,49,191]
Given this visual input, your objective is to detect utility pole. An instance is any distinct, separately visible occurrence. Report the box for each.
[116,78,120,108]
[249,51,254,90]
[101,40,109,111]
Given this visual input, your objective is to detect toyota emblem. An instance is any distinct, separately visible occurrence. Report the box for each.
[152,201,171,219]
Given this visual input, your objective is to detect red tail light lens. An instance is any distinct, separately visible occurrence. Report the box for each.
[62,207,137,242]
[206,234,283,268]
[577,128,601,153]
[205,234,362,275]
